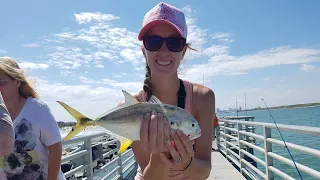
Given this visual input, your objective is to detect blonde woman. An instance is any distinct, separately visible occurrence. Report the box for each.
[0,58,65,180]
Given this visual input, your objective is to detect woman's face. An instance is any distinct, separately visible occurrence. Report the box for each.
[0,73,20,104]
[141,23,187,77]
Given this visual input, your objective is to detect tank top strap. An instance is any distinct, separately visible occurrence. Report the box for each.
[135,80,193,113]
[182,79,193,114]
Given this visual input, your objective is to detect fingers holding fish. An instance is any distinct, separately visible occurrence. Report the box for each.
[160,130,194,169]
[163,118,170,151]
[177,130,194,158]
[140,112,150,150]
[170,130,188,159]
[149,110,158,153]
[156,112,165,152]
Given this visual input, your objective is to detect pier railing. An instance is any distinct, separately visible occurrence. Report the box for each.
[217,118,320,180]
[61,132,137,180]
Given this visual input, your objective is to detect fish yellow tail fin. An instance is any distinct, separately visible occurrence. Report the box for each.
[57,101,94,141]
[118,139,133,154]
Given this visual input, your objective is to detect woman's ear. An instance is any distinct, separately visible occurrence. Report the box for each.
[15,80,21,89]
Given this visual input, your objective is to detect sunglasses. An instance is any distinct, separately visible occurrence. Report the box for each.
[143,35,186,52]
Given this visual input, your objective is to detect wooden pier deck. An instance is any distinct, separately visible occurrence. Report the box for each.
[208,139,246,180]
[208,151,246,180]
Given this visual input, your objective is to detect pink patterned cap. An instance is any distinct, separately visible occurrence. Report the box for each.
[138,2,188,41]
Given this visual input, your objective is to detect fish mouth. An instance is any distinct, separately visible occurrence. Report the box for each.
[190,132,201,140]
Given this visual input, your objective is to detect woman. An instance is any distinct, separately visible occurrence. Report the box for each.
[127,2,214,180]
[0,57,65,180]
[0,92,14,156]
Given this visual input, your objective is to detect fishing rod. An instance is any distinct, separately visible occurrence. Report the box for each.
[261,98,303,180]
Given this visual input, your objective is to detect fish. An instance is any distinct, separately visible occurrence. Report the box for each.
[57,90,201,154]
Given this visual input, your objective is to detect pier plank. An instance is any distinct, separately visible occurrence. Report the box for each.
[208,151,246,180]
[208,139,246,180]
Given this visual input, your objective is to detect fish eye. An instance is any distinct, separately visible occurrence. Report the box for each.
[191,123,195,127]
[170,122,174,125]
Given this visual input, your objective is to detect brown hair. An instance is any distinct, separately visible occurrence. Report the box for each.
[0,57,39,99]
[143,43,196,101]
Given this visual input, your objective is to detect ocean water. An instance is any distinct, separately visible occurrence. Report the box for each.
[217,106,320,180]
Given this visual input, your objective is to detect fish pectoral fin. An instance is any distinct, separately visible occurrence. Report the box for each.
[149,95,162,104]
[149,95,168,114]
[118,138,133,154]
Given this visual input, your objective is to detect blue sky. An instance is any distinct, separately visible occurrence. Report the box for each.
[1,0,320,122]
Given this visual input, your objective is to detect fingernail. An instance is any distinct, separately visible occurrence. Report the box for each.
[158,113,163,119]
[167,140,171,145]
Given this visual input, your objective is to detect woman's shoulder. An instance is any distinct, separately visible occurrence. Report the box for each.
[26,97,53,114]
[188,81,215,116]
[188,81,215,101]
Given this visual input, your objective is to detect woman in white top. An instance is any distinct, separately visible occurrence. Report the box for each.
[0,57,65,180]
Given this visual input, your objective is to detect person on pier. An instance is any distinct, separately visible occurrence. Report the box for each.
[0,57,65,180]
[119,2,215,179]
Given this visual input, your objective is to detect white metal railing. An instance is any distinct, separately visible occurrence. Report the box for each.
[61,132,137,180]
[217,118,320,180]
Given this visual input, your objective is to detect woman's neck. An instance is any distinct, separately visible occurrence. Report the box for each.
[151,74,180,105]
[7,95,27,121]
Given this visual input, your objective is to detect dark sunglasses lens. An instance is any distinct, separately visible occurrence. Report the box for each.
[166,38,186,52]
[144,36,163,51]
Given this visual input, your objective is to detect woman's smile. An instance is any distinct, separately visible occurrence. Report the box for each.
[156,60,173,66]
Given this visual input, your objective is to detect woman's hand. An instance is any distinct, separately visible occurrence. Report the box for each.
[160,130,194,170]
[140,110,171,155]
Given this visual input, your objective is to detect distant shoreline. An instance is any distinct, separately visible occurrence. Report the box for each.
[251,102,320,111]
[218,102,320,113]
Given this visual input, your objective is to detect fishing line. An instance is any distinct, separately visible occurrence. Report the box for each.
[261,98,303,180]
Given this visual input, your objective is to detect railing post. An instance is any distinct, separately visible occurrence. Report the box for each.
[264,126,274,180]
[216,123,221,150]
[224,122,230,157]
[117,152,123,179]
[237,122,244,174]
[83,138,93,180]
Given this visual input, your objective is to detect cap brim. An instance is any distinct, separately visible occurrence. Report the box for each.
[138,19,185,41]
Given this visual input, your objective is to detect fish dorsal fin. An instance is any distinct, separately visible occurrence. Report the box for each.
[96,90,138,119]
[149,95,162,104]
[122,90,139,106]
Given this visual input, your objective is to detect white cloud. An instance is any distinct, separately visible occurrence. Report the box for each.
[74,12,120,24]
[79,76,143,91]
[0,49,7,54]
[22,43,40,47]
[180,46,320,83]
[42,12,144,69]
[32,77,142,122]
[212,32,234,43]
[18,61,49,70]
[300,64,315,72]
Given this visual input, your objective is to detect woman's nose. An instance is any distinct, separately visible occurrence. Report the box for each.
[158,41,170,55]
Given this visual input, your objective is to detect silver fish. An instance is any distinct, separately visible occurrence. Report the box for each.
[57,90,201,153]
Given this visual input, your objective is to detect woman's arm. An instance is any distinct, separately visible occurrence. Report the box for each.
[183,86,214,179]
[161,86,214,179]
[47,141,63,180]
[0,92,14,156]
